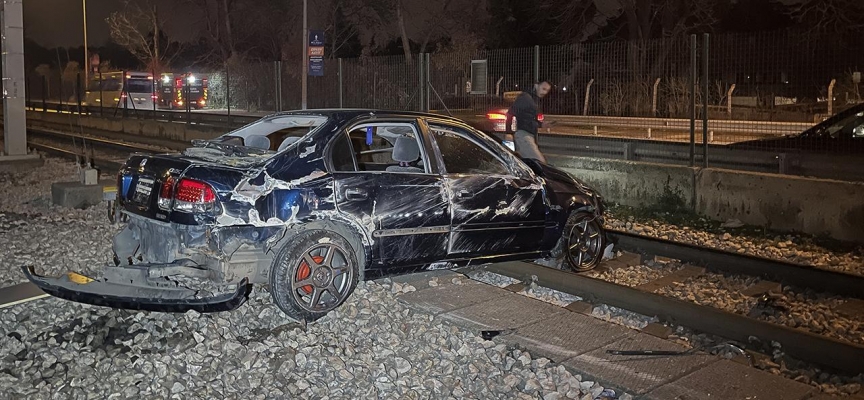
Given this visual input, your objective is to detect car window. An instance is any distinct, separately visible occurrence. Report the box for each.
[330,132,357,172]
[345,122,427,173]
[429,124,510,175]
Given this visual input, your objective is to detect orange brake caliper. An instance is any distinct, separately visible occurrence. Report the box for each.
[296,255,325,294]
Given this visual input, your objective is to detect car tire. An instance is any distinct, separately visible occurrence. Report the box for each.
[552,211,605,272]
[269,229,359,321]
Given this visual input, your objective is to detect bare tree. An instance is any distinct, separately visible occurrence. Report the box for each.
[781,0,864,36]
[106,1,182,71]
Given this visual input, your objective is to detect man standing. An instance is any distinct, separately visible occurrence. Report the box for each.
[506,80,551,163]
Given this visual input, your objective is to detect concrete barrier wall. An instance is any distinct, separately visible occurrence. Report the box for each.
[550,155,864,243]
[696,169,864,242]
[548,155,696,211]
[27,111,225,142]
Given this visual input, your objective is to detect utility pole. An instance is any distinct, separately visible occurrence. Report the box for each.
[1,0,32,159]
[83,0,89,85]
[301,0,308,110]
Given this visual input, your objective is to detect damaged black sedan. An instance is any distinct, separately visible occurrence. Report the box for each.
[24,110,608,321]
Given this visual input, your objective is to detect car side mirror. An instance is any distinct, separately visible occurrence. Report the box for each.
[521,157,545,177]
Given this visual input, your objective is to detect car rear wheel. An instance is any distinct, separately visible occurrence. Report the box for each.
[269,230,359,321]
[555,211,605,272]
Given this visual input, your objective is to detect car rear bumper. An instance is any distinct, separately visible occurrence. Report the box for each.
[22,265,252,313]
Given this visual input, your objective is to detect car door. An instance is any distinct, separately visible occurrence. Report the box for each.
[329,119,451,268]
[426,121,546,258]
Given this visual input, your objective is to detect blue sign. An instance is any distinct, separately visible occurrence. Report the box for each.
[309,30,325,76]
[309,57,324,76]
[309,30,325,47]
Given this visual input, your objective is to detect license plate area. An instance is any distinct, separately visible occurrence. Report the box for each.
[133,177,155,207]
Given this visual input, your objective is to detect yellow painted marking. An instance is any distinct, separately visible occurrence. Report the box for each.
[67,272,94,284]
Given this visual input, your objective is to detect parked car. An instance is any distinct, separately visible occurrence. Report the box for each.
[731,103,864,154]
[24,110,608,321]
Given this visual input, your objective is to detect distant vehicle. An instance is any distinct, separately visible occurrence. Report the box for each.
[731,103,864,154]
[157,73,209,110]
[475,92,545,151]
[83,71,157,111]
[24,109,609,321]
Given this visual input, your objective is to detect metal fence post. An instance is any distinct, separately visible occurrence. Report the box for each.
[425,53,431,112]
[583,78,594,116]
[534,45,540,83]
[76,72,82,113]
[338,58,343,108]
[689,34,697,168]
[42,75,47,113]
[59,70,64,112]
[418,53,425,112]
[652,78,661,116]
[98,71,103,117]
[702,33,709,168]
[226,67,232,123]
[152,69,157,119]
[25,76,30,110]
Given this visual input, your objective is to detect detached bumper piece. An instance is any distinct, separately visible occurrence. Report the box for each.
[22,265,252,313]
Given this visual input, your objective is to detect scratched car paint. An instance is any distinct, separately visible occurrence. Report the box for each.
[24,110,608,321]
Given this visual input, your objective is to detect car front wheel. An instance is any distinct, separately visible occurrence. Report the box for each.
[269,230,359,321]
[556,211,605,272]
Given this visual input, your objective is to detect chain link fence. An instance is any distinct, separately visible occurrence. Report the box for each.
[23,29,864,181]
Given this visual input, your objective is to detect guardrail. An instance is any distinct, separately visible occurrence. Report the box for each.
[29,100,814,136]
[544,114,814,136]
[21,100,862,182]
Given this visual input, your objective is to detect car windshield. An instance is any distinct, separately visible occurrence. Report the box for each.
[805,104,864,139]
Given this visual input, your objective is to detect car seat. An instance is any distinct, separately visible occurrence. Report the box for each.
[385,136,423,173]
[278,136,302,152]
[245,135,271,150]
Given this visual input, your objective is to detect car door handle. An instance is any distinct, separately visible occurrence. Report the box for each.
[345,187,368,201]
[457,190,474,199]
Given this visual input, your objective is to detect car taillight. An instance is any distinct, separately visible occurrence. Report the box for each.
[173,178,216,212]
[151,94,158,100]
[157,176,175,210]
[487,113,507,121]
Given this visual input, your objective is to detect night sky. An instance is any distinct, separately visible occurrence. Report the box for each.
[24,0,192,48]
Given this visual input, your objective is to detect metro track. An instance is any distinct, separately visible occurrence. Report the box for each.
[483,230,864,375]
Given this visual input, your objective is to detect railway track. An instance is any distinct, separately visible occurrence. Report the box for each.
[482,230,864,375]
[20,125,864,375]
[26,128,162,172]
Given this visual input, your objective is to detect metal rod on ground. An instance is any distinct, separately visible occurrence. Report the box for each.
[702,33,709,168]
[689,34,697,167]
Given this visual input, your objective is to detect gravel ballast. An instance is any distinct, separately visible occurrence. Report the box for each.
[1,159,629,399]
[606,212,864,275]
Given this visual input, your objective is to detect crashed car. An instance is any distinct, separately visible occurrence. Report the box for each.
[24,110,608,321]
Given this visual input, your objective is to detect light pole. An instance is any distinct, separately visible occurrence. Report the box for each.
[82,0,89,85]
[301,0,307,110]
